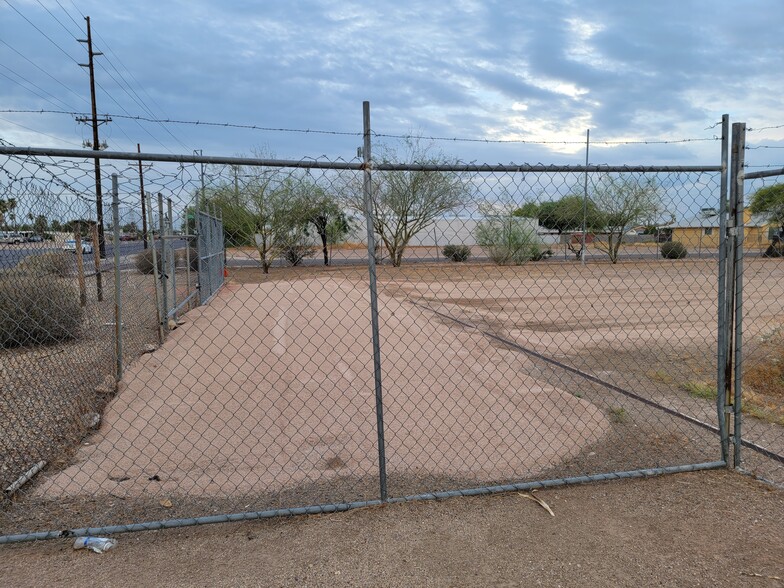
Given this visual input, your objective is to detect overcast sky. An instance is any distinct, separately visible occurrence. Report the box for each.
[1,0,782,167]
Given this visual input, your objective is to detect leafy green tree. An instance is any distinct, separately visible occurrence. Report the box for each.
[50,219,63,232]
[749,183,784,232]
[299,179,354,266]
[121,222,138,234]
[537,195,603,235]
[512,201,540,218]
[344,139,472,267]
[592,175,662,264]
[205,167,310,273]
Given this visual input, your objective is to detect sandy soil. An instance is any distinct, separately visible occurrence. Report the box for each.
[36,278,608,499]
[3,470,783,588]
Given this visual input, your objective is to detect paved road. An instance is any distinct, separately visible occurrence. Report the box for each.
[0,240,188,272]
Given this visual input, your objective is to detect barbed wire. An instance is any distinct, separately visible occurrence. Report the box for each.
[0,109,724,147]
[746,145,784,150]
[748,124,784,132]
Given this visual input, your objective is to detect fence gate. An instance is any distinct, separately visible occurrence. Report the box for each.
[1,107,781,545]
[197,209,225,304]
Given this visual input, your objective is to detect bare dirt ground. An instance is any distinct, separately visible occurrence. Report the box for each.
[2,255,783,580]
[4,469,783,587]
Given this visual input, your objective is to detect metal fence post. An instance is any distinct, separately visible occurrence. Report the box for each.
[158,193,168,330]
[732,122,746,468]
[112,174,123,381]
[167,197,177,322]
[362,100,388,501]
[147,193,164,344]
[716,114,730,464]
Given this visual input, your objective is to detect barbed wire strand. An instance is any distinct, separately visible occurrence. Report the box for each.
[0,110,722,146]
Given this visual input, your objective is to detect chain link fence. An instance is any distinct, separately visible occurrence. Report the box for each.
[0,115,781,543]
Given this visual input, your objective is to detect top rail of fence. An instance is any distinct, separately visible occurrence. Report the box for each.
[0,146,722,174]
[742,167,784,180]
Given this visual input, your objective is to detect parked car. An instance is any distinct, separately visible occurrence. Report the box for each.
[0,232,24,245]
[63,239,93,254]
[26,235,44,243]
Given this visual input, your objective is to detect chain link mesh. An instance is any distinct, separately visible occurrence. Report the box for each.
[0,146,780,540]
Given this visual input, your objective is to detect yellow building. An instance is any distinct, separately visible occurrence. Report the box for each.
[670,208,772,254]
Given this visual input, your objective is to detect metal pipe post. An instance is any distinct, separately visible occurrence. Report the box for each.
[112,174,123,380]
[167,198,177,321]
[361,101,388,501]
[147,194,163,342]
[581,129,590,265]
[157,193,168,330]
[732,123,746,468]
[716,114,730,462]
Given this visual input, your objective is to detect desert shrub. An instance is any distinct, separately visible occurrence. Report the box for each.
[16,251,71,277]
[660,241,688,259]
[134,247,164,274]
[476,218,542,265]
[531,247,553,261]
[0,273,83,347]
[282,244,317,266]
[442,244,471,262]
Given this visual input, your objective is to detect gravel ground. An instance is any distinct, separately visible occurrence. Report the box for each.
[3,469,783,587]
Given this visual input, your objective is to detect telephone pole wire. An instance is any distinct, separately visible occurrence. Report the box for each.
[77,15,110,265]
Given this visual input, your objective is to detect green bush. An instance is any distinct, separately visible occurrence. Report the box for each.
[0,273,83,347]
[134,248,164,274]
[16,251,71,277]
[660,241,688,259]
[442,244,471,262]
[476,218,542,265]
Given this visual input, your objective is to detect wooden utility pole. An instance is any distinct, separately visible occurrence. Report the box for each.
[77,15,111,268]
[137,144,149,249]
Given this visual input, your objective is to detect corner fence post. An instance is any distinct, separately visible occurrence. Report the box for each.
[362,100,388,501]
[716,114,730,463]
[732,122,746,468]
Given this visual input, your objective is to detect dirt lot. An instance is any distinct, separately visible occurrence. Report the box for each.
[3,469,783,587]
[2,256,783,545]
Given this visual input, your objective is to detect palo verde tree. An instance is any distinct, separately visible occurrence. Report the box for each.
[299,177,354,266]
[204,165,311,273]
[592,174,663,264]
[345,139,472,267]
[523,195,603,236]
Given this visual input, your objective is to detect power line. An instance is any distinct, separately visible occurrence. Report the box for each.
[34,0,80,38]
[0,39,89,108]
[0,119,82,147]
[0,66,78,112]
[61,0,190,152]
[3,0,83,66]
[89,34,192,152]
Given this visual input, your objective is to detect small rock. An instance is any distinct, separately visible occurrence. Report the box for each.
[95,375,116,395]
[142,344,157,354]
[159,498,173,508]
[81,412,101,429]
